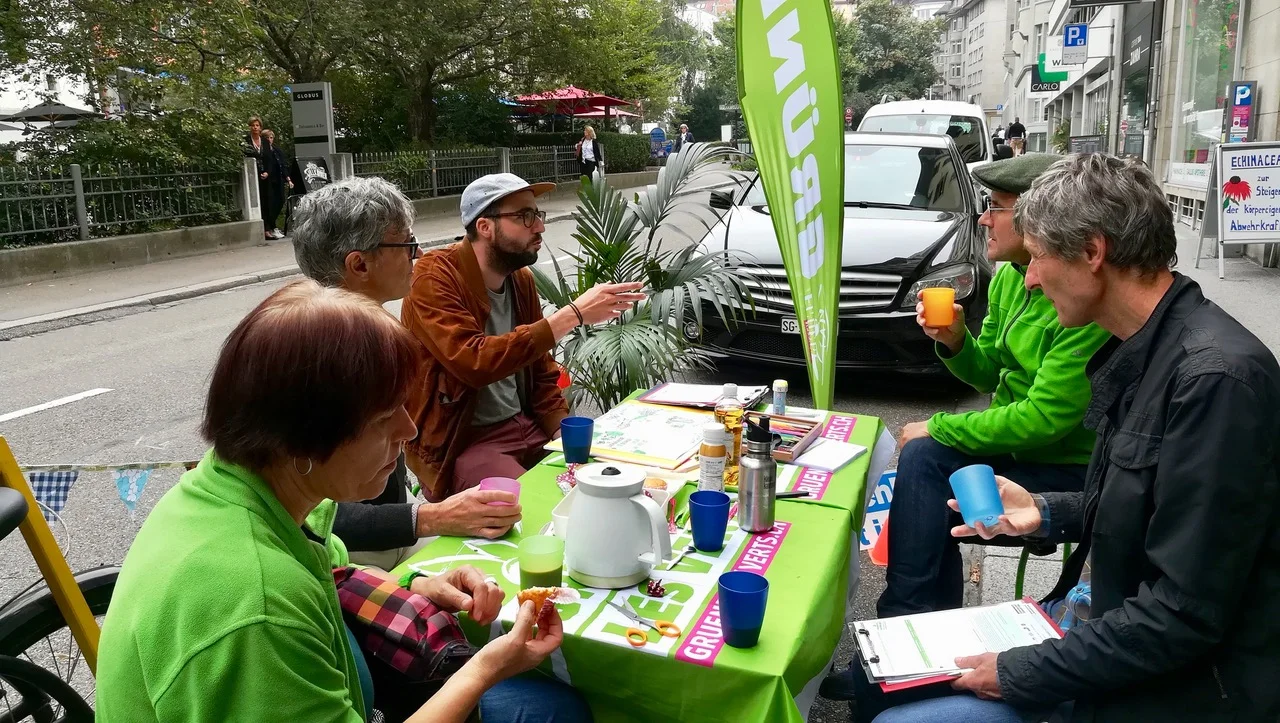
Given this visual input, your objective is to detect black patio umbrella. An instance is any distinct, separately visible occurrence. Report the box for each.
[0,102,99,123]
[0,122,20,132]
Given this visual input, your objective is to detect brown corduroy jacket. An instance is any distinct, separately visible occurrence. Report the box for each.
[401,239,568,501]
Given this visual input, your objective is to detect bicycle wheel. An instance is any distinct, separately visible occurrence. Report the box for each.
[0,655,92,723]
[0,566,117,722]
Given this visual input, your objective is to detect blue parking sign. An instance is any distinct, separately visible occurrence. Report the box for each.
[1063,23,1088,64]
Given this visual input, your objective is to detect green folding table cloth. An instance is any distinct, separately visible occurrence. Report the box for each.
[394,410,885,721]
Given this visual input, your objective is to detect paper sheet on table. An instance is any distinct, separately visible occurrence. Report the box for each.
[852,599,1062,683]
[544,400,709,468]
[639,382,768,409]
[759,404,827,422]
[793,438,867,472]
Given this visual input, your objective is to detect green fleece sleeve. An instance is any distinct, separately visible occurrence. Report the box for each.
[927,323,1110,455]
[938,311,1004,393]
[942,267,1008,391]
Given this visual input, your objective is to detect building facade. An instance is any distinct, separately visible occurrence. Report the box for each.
[1152,0,1278,266]
[935,0,1009,124]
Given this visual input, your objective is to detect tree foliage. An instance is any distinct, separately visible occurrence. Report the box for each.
[705,0,939,125]
[3,0,685,150]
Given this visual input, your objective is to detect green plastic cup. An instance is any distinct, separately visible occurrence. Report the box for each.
[518,535,564,589]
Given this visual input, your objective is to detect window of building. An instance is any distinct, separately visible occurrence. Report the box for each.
[951,40,963,54]
[45,74,58,92]
[1171,0,1243,175]
[1017,0,1030,9]
[1033,24,1045,58]
[951,64,962,78]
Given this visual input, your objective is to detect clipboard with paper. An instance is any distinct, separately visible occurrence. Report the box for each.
[851,598,1064,692]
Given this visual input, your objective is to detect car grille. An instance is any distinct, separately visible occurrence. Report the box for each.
[729,331,900,364]
[743,265,903,313]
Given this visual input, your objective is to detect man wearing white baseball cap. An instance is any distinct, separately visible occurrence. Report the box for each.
[402,173,646,508]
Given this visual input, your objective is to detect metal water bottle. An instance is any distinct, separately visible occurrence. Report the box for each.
[738,417,777,533]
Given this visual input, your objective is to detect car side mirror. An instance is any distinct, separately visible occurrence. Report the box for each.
[994,144,1014,160]
[709,190,735,210]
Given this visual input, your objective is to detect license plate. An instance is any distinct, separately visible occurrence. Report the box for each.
[780,317,801,334]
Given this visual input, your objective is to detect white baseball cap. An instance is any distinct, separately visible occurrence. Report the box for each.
[460,173,555,228]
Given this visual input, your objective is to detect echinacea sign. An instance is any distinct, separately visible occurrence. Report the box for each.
[1209,141,1280,279]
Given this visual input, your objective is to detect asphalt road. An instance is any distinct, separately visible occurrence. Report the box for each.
[0,204,980,721]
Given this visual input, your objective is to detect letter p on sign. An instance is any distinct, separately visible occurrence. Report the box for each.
[1235,85,1252,105]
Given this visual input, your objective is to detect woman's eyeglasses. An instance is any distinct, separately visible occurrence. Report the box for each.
[485,209,548,228]
[378,233,421,258]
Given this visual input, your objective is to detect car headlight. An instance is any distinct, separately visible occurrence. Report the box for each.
[902,264,977,309]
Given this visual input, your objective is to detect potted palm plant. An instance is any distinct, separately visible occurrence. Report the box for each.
[533,143,756,412]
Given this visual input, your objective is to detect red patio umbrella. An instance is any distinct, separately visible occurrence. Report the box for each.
[515,86,633,128]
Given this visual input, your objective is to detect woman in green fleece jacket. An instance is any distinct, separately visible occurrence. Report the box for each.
[96,280,591,722]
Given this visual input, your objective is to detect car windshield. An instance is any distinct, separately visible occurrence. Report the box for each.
[741,144,966,213]
[859,113,987,163]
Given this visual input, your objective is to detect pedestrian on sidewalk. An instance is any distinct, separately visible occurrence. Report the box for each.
[1006,117,1026,156]
[673,123,694,153]
[848,154,1280,723]
[401,173,646,503]
[242,116,273,240]
[262,129,292,239]
[291,175,524,570]
[575,125,604,181]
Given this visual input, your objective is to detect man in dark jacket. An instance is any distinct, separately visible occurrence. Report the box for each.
[928,154,1280,721]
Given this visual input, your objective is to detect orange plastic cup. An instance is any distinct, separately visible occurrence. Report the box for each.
[921,287,956,328]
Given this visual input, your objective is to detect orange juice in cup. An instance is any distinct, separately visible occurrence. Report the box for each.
[921,287,956,328]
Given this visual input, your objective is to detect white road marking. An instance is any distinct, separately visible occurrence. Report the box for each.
[0,388,113,423]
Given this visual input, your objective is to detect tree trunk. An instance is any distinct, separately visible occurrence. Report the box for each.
[409,80,437,144]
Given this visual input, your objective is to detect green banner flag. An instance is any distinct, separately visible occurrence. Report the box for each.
[736,0,844,410]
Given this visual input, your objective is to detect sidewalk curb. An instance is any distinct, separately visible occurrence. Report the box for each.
[0,180,739,340]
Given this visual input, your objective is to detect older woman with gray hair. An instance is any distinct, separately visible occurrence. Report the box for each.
[290,177,525,571]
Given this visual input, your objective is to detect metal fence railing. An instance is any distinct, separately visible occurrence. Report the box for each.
[352,148,502,200]
[509,146,580,184]
[1,163,240,247]
[0,165,79,245]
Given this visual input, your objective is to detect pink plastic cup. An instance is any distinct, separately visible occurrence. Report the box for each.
[478,477,521,506]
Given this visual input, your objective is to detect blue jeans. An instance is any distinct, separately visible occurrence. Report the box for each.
[479,674,594,722]
[877,438,1085,617]
[871,694,1025,723]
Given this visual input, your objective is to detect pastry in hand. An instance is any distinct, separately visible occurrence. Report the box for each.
[517,587,580,624]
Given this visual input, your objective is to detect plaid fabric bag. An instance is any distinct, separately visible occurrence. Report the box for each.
[333,567,477,682]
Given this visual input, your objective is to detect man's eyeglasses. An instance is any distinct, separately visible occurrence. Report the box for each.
[485,209,547,228]
[983,197,1016,214]
[378,233,421,258]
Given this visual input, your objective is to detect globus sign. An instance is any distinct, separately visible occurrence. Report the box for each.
[736,0,845,409]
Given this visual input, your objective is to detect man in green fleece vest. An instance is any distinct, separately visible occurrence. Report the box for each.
[878,153,1112,617]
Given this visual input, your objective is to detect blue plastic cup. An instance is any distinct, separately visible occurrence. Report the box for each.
[689,490,731,552]
[560,417,594,464]
[948,464,1005,529]
[718,571,769,648]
